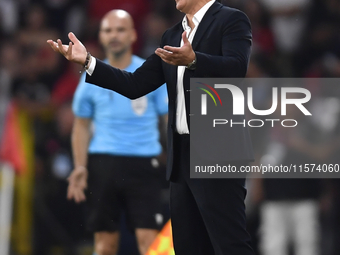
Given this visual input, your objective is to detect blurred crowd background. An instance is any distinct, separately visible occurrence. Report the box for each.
[1,0,340,254]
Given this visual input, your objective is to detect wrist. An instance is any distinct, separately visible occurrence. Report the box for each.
[186,52,197,70]
[190,51,196,63]
[83,52,91,69]
[75,165,87,170]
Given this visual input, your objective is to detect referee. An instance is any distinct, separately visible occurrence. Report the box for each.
[67,10,168,255]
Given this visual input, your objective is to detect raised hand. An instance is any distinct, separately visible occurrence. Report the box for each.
[155,31,196,66]
[67,166,88,203]
[47,32,88,66]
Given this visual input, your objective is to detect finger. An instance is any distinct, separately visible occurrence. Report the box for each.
[67,185,75,200]
[156,48,175,60]
[47,40,56,48]
[68,32,79,45]
[163,46,181,54]
[155,50,177,65]
[73,188,81,203]
[75,189,86,203]
[155,52,174,64]
[155,48,179,62]
[67,191,74,200]
[47,40,59,52]
[155,50,169,61]
[79,190,86,202]
[67,41,73,57]
[57,39,66,55]
[156,48,173,55]
[155,49,165,58]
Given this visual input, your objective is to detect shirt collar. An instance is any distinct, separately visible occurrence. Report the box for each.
[182,0,215,31]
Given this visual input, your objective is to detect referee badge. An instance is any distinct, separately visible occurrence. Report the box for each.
[131,96,147,115]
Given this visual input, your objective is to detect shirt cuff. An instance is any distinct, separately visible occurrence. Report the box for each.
[86,56,96,76]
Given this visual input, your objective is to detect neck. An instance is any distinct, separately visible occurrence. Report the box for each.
[107,49,132,69]
[186,14,195,30]
[185,0,211,29]
[185,0,211,15]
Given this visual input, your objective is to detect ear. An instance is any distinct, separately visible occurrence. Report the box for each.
[98,30,104,48]
[131,29,137,44]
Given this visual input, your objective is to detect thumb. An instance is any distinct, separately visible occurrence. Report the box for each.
[182,31,189,45]
[68,32,79,45]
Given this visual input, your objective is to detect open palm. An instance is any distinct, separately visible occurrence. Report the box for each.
[47,32,87,65]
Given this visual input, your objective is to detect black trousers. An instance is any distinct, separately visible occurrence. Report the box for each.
[170,133,254,255]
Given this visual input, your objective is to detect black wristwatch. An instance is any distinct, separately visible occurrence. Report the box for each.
[186,56,197,70]
[84,52,91,69]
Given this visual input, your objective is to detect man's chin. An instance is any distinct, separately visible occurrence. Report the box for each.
[109,49,126,58]
[108,48,123,55]
[175,0,184,11]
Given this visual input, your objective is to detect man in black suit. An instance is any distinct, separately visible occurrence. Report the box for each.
[48,0,254,254]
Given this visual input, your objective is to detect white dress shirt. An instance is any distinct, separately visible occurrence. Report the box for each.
[87,0,216,134]
[176,0,215,134]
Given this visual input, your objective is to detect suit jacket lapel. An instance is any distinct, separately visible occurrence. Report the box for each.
[192,1,223,50]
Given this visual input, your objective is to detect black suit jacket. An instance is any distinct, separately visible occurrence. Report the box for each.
[86,1,253,180]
